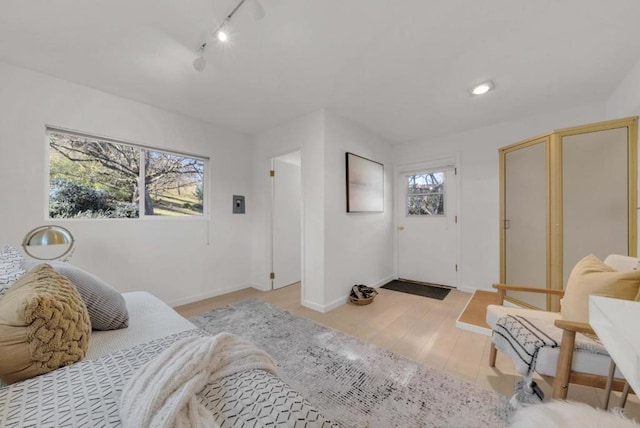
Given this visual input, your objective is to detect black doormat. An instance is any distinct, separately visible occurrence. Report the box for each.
[381,280,451,300]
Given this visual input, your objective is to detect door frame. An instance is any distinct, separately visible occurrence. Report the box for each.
[394,154,461,287]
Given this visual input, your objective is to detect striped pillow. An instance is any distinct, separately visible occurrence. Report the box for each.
[22,260,129,331]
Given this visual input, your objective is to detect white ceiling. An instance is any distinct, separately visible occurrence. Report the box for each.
[0,0,639,143]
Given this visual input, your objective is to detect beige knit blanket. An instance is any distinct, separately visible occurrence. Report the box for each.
[119,333,278,428]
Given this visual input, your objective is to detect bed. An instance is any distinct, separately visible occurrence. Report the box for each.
[0,291,336,427]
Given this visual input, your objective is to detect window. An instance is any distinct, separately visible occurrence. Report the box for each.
[48,129,207,219]
[406,171,445,216]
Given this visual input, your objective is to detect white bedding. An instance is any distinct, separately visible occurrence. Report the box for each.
[86,291,195,360]
[1,329,337,427]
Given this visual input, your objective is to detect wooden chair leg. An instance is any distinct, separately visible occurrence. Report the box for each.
[488,290,503,369]
[489,343,497,367]
[553,328,576,400]
[620,382,631,408]
[603,360,616,410]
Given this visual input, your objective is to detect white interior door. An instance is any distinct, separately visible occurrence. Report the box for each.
[272,156,302,289]
[397,163,458,287]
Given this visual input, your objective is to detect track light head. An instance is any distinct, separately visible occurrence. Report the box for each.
[248,0,265,21]
[193,55,207,72]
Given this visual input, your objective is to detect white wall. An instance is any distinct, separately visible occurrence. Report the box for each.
[393,102,605,292]
[323,111,394,307]
[606,57,640,119]
[0,61,253,306]
[250,111,326,308]
[251,110,394,311]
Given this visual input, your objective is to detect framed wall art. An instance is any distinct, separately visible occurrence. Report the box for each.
[345,152,384,213]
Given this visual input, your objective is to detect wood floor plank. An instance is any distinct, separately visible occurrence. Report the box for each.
[444,329,487,382]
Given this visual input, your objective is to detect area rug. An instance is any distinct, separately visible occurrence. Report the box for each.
[189,299,510,427]
[381,279,452,300]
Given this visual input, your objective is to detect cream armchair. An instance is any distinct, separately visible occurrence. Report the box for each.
[486,254,639,405]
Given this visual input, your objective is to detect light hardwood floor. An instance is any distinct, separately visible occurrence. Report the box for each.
[175,283,640,417]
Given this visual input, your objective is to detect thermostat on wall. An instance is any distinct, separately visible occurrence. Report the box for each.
[233,195,245,214]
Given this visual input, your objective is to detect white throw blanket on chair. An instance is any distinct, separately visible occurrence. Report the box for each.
[119,333,278,428]
[492,315,607,377]
[492,314,608,408]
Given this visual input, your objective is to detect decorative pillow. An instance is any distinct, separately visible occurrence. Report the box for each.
[561,254,640,323]
[0,264,91,384]
[22,260,129,331]
[0,245,26,285]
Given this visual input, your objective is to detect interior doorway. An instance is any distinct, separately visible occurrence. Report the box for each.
[396,158,459,288]
[271,151,302,289]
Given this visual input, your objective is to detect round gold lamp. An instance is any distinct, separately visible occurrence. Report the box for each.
[22,225,75,261]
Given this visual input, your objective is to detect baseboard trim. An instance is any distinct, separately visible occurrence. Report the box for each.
[371,275,396,288]
[169,283,255,307]
[324,295,349,312]
[252,282,271,292]
[302,275,396,313]
[458,286,482,294]
[301,298,327,313]
[300,295,348,313]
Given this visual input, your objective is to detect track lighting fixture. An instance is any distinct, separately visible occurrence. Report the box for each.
[192,44,207,72]
[192,0,265,72]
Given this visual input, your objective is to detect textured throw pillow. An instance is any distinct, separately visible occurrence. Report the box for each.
[0,264,91,384]
[0,245,26,285]
[561,254,640,323]
[22,260,129,331]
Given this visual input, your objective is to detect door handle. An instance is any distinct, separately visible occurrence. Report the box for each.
[398,226,405,231]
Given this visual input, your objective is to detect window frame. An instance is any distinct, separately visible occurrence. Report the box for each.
[45,126,210,221]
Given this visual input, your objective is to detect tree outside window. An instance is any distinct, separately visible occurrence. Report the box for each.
[406,171,445,216]
[48,131,205,219]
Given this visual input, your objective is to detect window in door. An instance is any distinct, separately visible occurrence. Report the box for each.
[406,171,445,216]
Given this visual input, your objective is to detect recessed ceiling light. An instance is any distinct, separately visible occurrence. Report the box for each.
[470,80,495,96]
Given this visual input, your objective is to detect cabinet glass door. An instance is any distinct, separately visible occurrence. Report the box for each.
[562,127,629,284]
[503,140,548,309]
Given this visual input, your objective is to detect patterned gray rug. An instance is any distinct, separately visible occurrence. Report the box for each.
[189,299,510,427]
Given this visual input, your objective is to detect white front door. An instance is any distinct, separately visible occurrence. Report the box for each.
[397,162,458,287]
[272,156,302,289]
